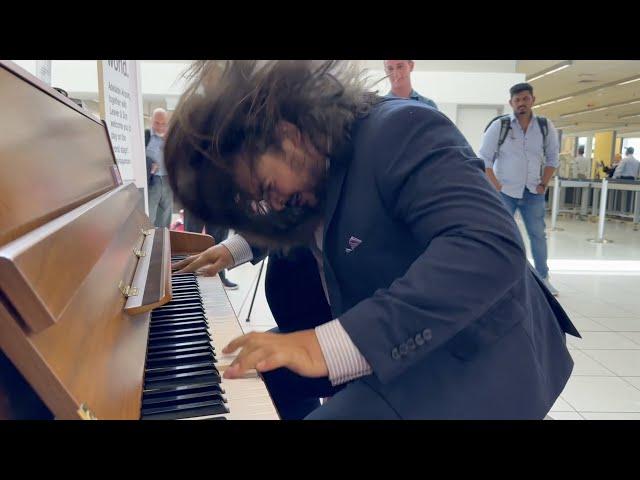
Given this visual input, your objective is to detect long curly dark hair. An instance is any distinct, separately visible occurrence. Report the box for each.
[164,60,379,249]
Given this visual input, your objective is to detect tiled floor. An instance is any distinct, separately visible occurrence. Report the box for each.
[219,215,640,420]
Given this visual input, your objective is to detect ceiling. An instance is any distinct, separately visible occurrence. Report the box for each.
[515,60,640,137]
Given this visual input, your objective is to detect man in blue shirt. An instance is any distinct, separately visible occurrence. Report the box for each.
[383,60,438,109]
[146,108,173,228]
[478,83,560,295]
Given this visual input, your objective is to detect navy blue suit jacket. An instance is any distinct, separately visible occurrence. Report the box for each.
[318,98,578,418]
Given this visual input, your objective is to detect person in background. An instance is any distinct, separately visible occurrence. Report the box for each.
[573,145,592,179]
[613,147,640,180]
[478,82,560,296]
[383,60,438,109]
[145,108,173,228]
[600,153,622,178]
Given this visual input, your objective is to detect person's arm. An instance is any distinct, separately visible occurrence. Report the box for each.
[172,233,268,276]
[337,107,527,384]
[613,160,627,178]
[537,122,559,193]
[537,166,556,193]
[477,120,502,191]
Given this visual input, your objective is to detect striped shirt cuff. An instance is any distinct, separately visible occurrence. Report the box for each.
[220,234,254,268]
[315,319,372,386]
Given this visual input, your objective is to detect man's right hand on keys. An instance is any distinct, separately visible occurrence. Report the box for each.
[172,244,234,276]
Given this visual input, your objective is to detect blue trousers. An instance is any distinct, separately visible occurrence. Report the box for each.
[500,190,549,279]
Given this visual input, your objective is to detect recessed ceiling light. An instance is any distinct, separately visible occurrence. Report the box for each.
[527,61,573,82]
[617,77,640,86]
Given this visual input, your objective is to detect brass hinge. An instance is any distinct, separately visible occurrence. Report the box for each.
[133,248,147,258]
[141,228,154,236]
[118,280,139,298]
[77,403,98,420]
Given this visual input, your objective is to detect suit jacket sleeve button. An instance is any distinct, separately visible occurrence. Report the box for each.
[415,333,425,346]
[407,338,416,350]
[422,328,433,341]
[391,347,401,360]
[399,343,409,355]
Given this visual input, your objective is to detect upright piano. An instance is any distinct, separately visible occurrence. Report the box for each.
[0,60,279,420]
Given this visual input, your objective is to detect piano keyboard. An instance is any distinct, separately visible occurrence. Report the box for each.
[140,255,279,420]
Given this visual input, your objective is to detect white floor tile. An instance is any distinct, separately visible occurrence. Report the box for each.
[588,318,640,333]
[582,350,640,377]
[569,350,615,376]
[620,331,640,345]
[558,299,636,318]
[549,396,575,412]
[568,315,610,332]
[560,376,640,412]
[547,411,584,420]
[580,412,640,420]
[567,331,640,350]
[622,377,640,390]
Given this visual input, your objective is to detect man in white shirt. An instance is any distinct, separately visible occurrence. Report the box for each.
[478,82,560,296]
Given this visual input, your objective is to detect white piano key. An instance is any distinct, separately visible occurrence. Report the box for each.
[195,275,279,420]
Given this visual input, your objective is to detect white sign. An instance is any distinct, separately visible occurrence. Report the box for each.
[36,60,51,85]
[98,60,148,212]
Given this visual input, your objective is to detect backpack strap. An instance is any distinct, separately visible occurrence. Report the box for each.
[497,117,512,148]
[536,117,548,158]
[144,129,151,147]
[493,116,512,160]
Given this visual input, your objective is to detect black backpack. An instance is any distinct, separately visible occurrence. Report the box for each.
[484,114,548,159]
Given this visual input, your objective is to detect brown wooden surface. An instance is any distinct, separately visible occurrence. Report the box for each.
[0,295,79,419]
[0,62,118,248]
[124,228,173,316]
[0,184,142,333]
[0,197,154,419]
[169,230,215,255]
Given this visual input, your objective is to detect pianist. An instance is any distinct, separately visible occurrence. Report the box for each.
[164,60,579,420]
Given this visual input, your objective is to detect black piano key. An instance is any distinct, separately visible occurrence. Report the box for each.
[153,303,203,312]
[147,339,211,352]
[166,293,201,300]
[148,332,210,344]
[149,326,209,338]
[151,306,204,317]
[143,379,224,396]
[147,344,213,358]
[169,286,199,292]
[150,324,208,335]
[146,351,215,366]
[150,319,206,330]
[144,370,221,390]
[141,400,229,420]
[150,314,206,324]
[142,390,225,408]
[145,361,216,375]
[158,302,203,310]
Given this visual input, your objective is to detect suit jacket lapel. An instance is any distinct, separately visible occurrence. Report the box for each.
[321,140,353,316]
